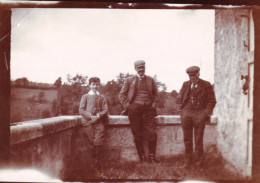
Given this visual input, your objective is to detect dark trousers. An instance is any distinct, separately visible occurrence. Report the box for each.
[128,103,157,157]
[181,107,206,165]
[80,124,105,170]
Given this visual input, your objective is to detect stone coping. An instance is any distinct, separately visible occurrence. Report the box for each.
[109,115,217,125]
[10,115,217,145]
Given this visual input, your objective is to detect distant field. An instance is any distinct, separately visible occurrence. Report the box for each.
[11,88,58,101]
[11,88,58,122]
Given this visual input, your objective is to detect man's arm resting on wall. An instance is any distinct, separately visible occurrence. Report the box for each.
[119,78,130,109]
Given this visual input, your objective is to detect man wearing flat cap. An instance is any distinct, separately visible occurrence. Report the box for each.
[176,66,216,170]
[119,60,159,163]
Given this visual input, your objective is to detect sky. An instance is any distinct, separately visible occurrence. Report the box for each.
[11,8,215,92]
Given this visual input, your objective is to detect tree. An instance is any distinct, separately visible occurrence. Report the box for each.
[66,74,88,86]
[170,90,178,98]
[38,91,46,103]
[153,75,167,92]
[55,74,88,115]
[100,79,122,115]
[15,77,29,87]
[116,73,133,87]
[54,77,62,88]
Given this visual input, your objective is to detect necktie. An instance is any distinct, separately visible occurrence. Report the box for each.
[191,83,195,90]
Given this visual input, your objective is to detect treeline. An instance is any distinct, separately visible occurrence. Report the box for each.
[52,73,179,116]
[11,77,56,89]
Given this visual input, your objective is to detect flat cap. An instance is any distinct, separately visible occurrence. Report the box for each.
[186,66,200,75]
[134,60,145,67]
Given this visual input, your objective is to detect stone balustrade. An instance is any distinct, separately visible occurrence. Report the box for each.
[10,115,217,179]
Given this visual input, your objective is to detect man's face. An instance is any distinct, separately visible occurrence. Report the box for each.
[189,73,200,83]
[89,82,100,92]
[135,65,145,76]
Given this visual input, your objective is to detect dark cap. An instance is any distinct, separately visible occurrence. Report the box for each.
[186,66,200,75]
[134,60,145,67]
[89,77,100,84]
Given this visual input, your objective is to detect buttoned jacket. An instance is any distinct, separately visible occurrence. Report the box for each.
[119,75,159,109]
[176,79,216,115]
[79,92,108,126]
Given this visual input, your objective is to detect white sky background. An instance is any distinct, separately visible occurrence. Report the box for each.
[11,8,215,92]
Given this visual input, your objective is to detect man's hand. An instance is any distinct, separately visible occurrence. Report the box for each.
[90,115,99,124]
[203,110,210,124]
[152,103,157,109]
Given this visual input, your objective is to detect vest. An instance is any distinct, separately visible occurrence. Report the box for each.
[185,86,200,110]
[132,78,152,105]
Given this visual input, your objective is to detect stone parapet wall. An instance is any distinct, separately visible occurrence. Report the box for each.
[11,116,82,145]
[10,115,217,178]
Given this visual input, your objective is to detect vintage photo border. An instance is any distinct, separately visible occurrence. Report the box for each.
[1,0,260,182]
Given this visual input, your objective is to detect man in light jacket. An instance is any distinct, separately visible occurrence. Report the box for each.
[119,60,159,163]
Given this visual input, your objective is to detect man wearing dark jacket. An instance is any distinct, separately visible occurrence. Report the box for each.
[119,60,158,163]
[176,66,216,170]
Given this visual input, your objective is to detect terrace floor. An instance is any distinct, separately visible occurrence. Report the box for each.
[63,145,247,182]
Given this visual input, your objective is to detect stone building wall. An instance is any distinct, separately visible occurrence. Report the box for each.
[214,9,254,177]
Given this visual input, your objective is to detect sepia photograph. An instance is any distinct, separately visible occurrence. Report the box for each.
[0,1,260,182]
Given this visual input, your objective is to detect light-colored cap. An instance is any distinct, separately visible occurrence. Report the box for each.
[134,60,145,67]
[186,66,200,75]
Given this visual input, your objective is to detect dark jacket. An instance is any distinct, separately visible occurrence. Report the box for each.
[176,79,216,115]
[119,75,159,110]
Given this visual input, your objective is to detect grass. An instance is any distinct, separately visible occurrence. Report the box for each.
[10,98,54,122]
[10,88,58,122]
[11,88,58,101]
[64,147,246,182]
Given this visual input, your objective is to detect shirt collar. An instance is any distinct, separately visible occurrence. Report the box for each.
[88,90,100,95]
[137,74,145,79]
[191,80,199,88]
[191,83,198,88]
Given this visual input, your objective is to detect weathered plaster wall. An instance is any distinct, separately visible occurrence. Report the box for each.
[10,115,217,179]
[215,9,253,177]
[10,116,82,178]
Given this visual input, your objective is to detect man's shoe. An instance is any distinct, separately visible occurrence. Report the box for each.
[140,154,146,163]
[194,162,204,172]
[149,154,159,163]
[194,160,203,171]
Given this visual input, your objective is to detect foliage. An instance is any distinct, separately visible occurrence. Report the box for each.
[153,75,167,92]
[54,74,88,115]
[170,90,178,98]
[116,73,133,87]
[27,95,37,103]
[42,109,51,118]
[26,91,47,103]
[54,77,62,88]
[100,79,123,115]
[53,73,179,116]
[66,74,88,86]
[12,78,56,89]
[15,77,29,86]
[38,91,46,103]
[11,73,180,122]
[10,98,53,122]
